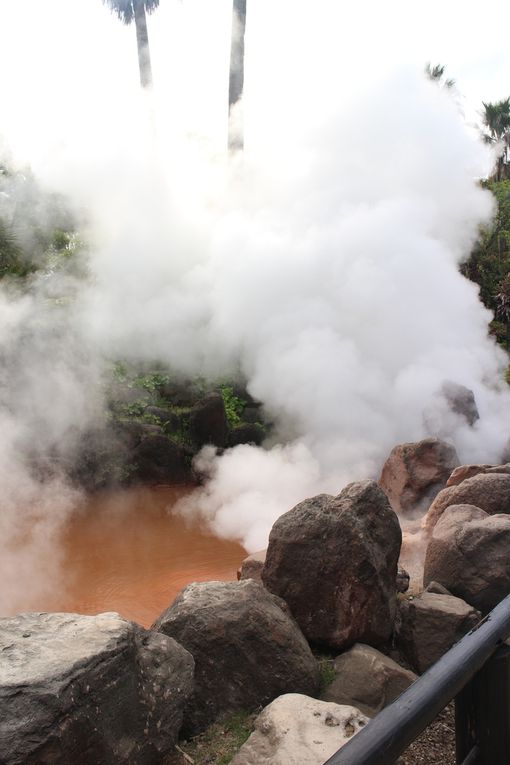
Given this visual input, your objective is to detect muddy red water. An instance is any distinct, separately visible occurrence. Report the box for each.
[43,487,246,628]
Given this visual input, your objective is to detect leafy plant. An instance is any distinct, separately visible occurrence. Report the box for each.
[221,386,245,427]
[133,372,170,394]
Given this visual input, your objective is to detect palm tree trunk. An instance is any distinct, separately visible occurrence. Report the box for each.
[228,0,247,150]
[134,0,153,90]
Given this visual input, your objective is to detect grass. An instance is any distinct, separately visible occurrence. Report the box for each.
[164,711,256,765]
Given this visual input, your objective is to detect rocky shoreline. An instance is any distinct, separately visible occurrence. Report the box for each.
[3,433,510,763]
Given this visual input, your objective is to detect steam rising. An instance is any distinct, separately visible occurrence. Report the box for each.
[1,0,510,612]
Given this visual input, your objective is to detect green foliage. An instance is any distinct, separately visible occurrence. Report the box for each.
[425,62,455,89]
[117,401,147,418]
[221,386,245,427]
[506,367,510,386]
[133,372,170,394]
[172,711,255,765]
[316,654,336,693]
[0,219,32,279]
[482,97,510,143]
[462,181,510,316]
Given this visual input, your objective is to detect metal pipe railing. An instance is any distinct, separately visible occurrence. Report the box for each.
[323,592,510,765]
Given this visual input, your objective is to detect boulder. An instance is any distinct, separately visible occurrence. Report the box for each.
[228,423,265,447]
[230,694,368,765]
[321,644,417,717]
[446,463,510,488]
[422,473,510,535]
[379,438,459,516]
[237,549,266,582]
[446,464,492,487]
[441,381,479,426]
[152,580,319,734]
[132,434,192,484]
[395,593,480,673]
[189,393,229,449]
[261,481,402,651]
[424,505,510,613]
[0,612,194,765]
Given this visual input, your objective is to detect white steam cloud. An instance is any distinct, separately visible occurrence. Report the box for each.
[1,0,510,613]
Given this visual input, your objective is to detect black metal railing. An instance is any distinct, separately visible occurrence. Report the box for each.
[323,592,510,765]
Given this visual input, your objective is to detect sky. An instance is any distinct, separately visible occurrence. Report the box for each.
[0,0,509,166]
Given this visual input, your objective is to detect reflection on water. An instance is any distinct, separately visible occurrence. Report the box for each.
[43,486,246,628]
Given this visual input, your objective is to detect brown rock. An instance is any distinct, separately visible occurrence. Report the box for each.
[261,481,402,651]
[424,505,510,613]
[152,580,319,734]
[422,473,510,535]
[379,438,459,516]
[237,549,266,582]
[395,592,480,673]
[446,463,510,487]
[321,644,417,717]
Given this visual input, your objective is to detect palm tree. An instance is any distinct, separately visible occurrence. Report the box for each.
[102,0,160,90]
[425,63,455,89]
[482,98,510,180]
[228,0,247,150]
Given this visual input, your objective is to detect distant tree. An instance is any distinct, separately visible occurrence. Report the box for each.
[102,0,160,89]
[481,98,510,181]
[0,219,28,279]
[425,63,455,89]
[228,0,247,150]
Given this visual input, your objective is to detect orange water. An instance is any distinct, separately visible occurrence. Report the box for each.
[43,486,246,628]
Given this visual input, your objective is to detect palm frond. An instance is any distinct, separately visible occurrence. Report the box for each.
[102,0,159,24]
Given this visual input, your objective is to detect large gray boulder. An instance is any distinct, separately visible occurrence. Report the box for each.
[395,593,480,673]
[230,694,368,765]
[422,473,510,535]
[261,481,402,651]
[152,580,319,734]
[379,438,459,516]
[321,644,417,717]
[424,505,510,613]
[0,612,194,765]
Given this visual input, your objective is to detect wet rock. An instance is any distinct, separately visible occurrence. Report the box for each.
[379,438,459,516]
[237,549,266,582]
[424,505,510,613]
[321,644,417,717]
[189,393,229,449]
[132,435,192,484]
[152,580,319,734]
[261,481,402,651]
[0,612,194,765]
[395,592,480,673]
[228,423,265,447]
[441,382,479,426]
[422,473,510,535]
[230,694,368,765]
